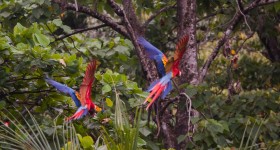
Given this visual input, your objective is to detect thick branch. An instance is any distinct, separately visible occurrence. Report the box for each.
[122,0,159,82]
[107,0,124,16]
[178,0,199,84]
[142,4,176,28]
[198,0,278,83]
[51,0,129,38]
[7,89,55,95]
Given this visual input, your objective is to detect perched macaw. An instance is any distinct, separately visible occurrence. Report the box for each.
[139,35,189,110]
[45,60,102,121]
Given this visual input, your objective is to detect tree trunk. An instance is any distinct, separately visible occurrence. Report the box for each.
[256,14,280,62]
[178,0,199,85]
[160,0,199,149]
[121,0,159,82]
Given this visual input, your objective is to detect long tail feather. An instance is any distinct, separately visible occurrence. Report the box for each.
[147,79,160,91]
[161,81,172,99]
[66,106,88,121]
[144,84,161,104]
[146,85,165,110]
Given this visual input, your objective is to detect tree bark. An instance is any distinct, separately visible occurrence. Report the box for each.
[52,0,159,82]
[256,14,280,62]
[198,0,279,83]
[178,0,199,85]
[160,0,199,149]
[121,0,159,82]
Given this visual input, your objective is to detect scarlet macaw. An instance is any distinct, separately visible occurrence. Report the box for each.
[138,35,189,110]
[45,60,102,121]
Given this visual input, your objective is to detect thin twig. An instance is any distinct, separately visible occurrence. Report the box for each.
[159,96,180,116]
[54,24,108,41]
[198,0,278,83]
[51,0,129,38]
[197,9,225,23]
[74,0,78,11]
[180,93,192,134]
[236,32,255,53]
[156,99,161,137]
[7,75,68,83]
[142,4,176,28]
[8,89,56,95]
[67,36,90,59]
[46,24,71,54]
[236,0,252,31]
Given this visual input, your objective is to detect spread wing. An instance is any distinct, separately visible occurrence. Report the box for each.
[165,35,189,72]
[79,60,98,106]
[45,78,81,107]
[137,37,168,76]
[174,35,189,62]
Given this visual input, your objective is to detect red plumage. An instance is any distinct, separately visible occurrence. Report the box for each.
[67,60,102,121]
[174,35,189,62]
[79,60,97,106]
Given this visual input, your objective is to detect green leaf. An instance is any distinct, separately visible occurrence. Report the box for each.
[206,119,224,134]
[146,140,160,150]
[91,39,102,49]
[0,101,6,110]
[177,135,185,144]
[33,33,50,47]
[105,97,113,107]
[186,87,197,97]
[102,84,112,94]
[61,25,72,34]
[97,145,107,150]
[191,117,200,124]
[114,45,129,55]
[0,57,4,64]
[193,133,204,141]
[14,23,27,36]
[53,19,62,26]
[32,7,44,19]
[37,0,45,5]
[77,134,83,142]
[137,137,146,147]
[139,127,151,136]
[0,11,10,17]
[80,136,94,148]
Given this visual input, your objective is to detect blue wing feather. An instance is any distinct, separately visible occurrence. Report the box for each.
[45,78,73,94]
[138,37,167,76]
[155,55,166,76]
[137,37,164,58]
[161,81,172,99]
[45,78,81,107]
[147,79,160,92]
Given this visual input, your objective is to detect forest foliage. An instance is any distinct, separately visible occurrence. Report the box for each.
[0,0,280,149]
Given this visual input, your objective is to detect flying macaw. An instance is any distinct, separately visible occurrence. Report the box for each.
[138,35,189,110]
[45,60,102,121]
